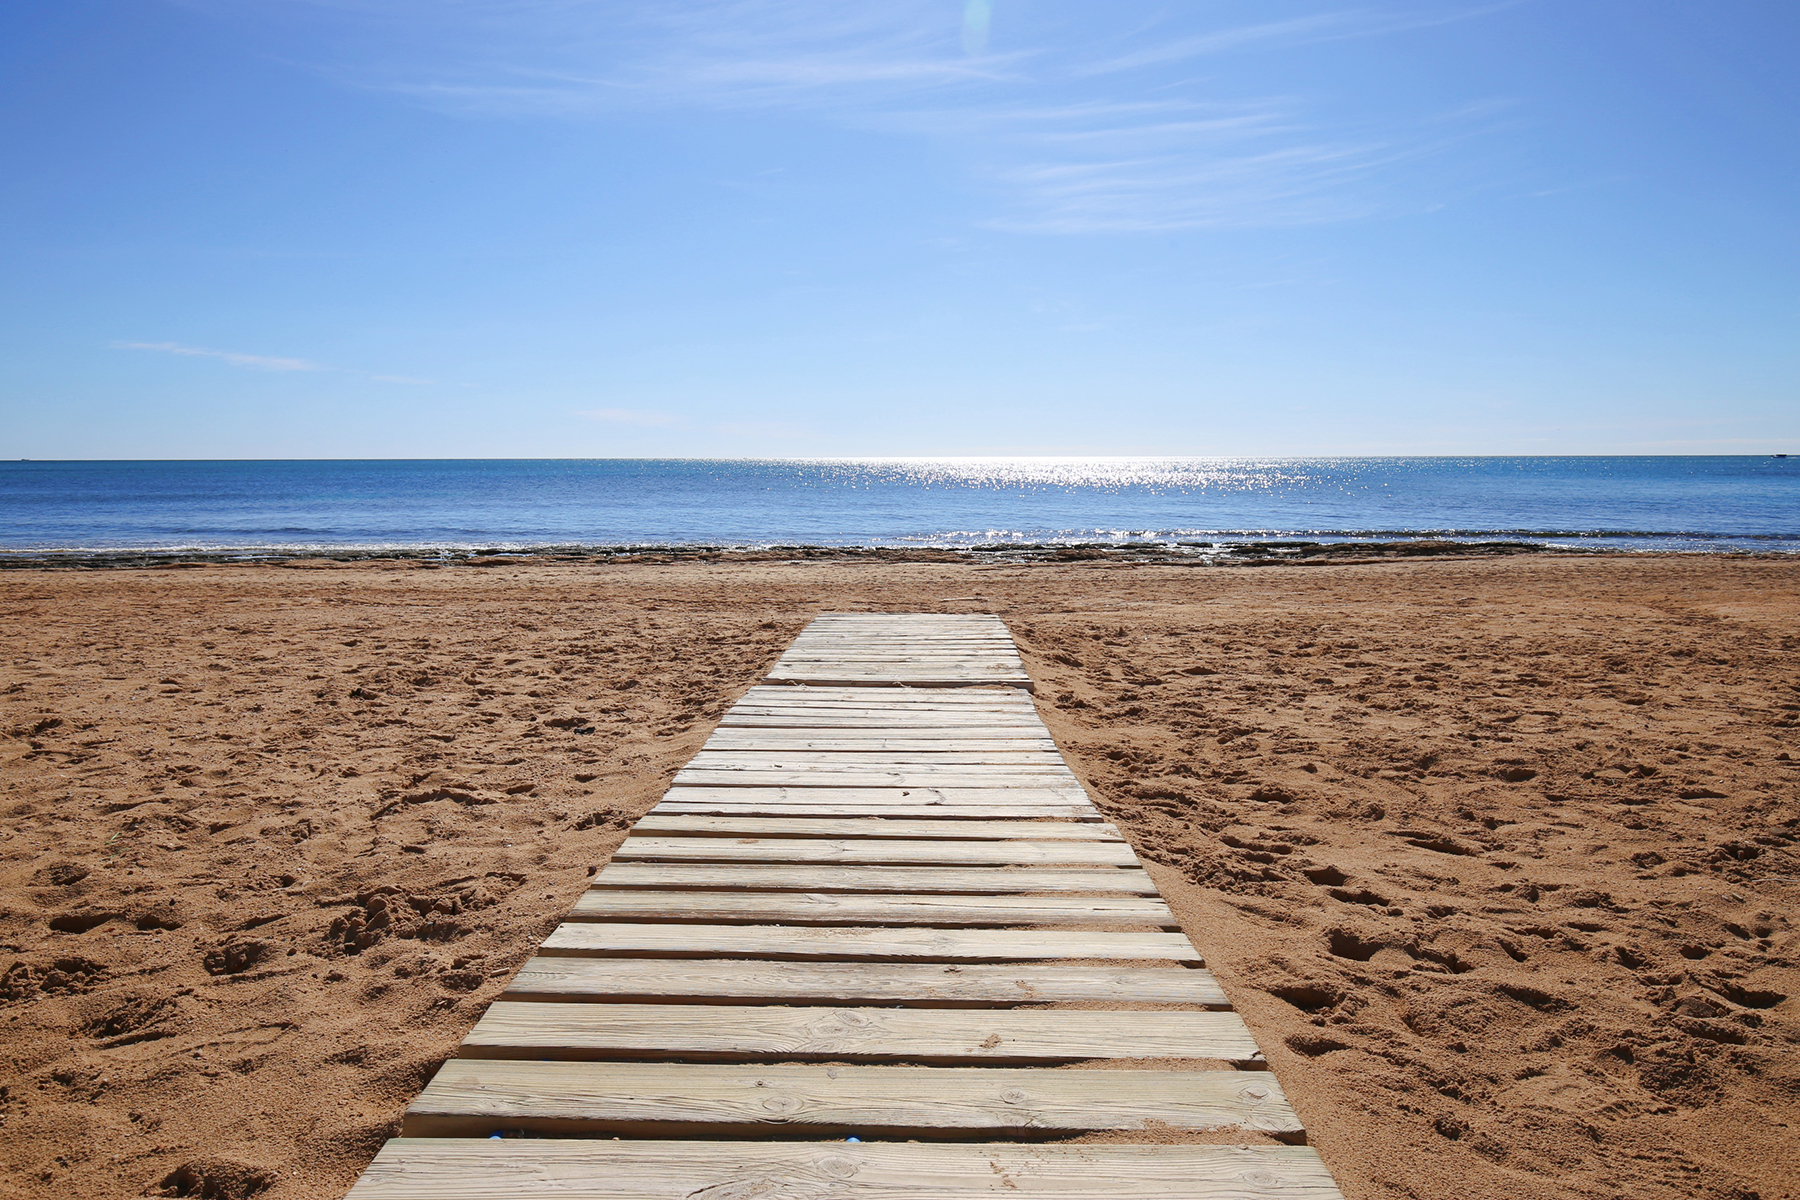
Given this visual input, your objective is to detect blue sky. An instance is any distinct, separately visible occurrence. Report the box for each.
[2,0,1795,457]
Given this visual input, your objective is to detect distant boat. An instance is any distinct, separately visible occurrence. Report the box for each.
[1777,453,1790,459]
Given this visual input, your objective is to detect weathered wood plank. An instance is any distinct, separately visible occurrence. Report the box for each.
[772,656,1025,666]
[721,716,1042,729]
[701,736,1060,752]
[588,863,1159,894]
[568,890,1172,927]
[766,676,1035,689]
[738,690,1036,698]
[689,751,1069,762]
[662,784,1080,802]
[652,803,1103,821]
[782,645,1019,653]
[401,1062,1291,1138]
[684,756,1074,771]
[662,786,1091,805]
[631,816,1120,841]
[460,1003,1261,1063]
[611,837,1138,867]
[724,704,1032,713]
[719,719,1048,733]
[538,923,1200,963]
[673,771,1080,788]
[767,670,1030,679]
[347,1141,1344,1200]
[503,958,1230,1006]
[741,684,1031,693]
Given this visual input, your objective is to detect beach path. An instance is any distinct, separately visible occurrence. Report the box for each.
[342,614,1345,1199]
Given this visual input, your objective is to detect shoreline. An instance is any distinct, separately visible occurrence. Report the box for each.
[0,538,1677,571]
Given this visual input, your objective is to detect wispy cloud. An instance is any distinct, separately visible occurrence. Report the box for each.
[574,407,811,439]
[115,340,323,371]
[576,407,687,427]
[216,0,1521,233]
[1075,5,1525,75]
[1074,13,1361,75]
[115,340,441,384]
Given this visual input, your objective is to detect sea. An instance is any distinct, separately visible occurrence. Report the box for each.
[1,457,1795,557]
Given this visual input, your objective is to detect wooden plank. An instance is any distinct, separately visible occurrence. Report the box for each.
[701,736,1060,752]
[568,891,1173,927]
[503,958,1231,1006]
[683,755,1074,768]
[348,1141,1344,1200]
[459,1003,1261,1063]
[662,786,1091,805]
[719,718,1048,732]
[673,771,1080,788]
[611,837,1139,867]
[662,784,1080,802]
[721,715,1041,727]
[735,692,1036,706]
[780,651,1020,658]
[727,705,1044,712]
[679,759,1075,775]
[766,677,1035,689]
[588,864,1159,894]
[783,645,1018,652]
[772,656,1024,665]
[766,670,1030,679]
[632,816,1120,841]
[402,1062,1291,1138]
[740,684,1031,697]
[673,766,1072,784]
[650,804,1103,821]
[538,924,1200,963]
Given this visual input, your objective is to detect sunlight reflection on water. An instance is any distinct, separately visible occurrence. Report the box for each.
[1,457,1795,553]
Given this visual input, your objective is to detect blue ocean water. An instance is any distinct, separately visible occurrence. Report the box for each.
[1,457,1795,555]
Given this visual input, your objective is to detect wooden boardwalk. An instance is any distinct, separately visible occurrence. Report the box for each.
[345,614,1344,1199]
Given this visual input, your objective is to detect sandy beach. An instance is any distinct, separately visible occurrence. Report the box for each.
[2,552,1795,1200]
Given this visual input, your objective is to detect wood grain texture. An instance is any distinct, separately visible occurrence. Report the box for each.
[347,1141,1345,1200]
[567,890,1173,927]
[401,1062,1294,1138]
[611,837,1138,867]
[700,736,1060,752]
[588,863,1159,894]
[502,958,1231,1006]
[460,1003,1262,1063]
[538,923,1201,963]
[661,786,1093,805]
[686,751,1071,767]
[719,718,1048,732]
[673,771,1081,789]
[631,816,1121,841]
[731,697,1038,711]
[651,803,1104,821]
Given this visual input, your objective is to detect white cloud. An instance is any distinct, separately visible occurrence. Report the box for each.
[115,341,323,371]
[1074,13,1360,76]
[576,407,689,427]
[214,0,1521,234]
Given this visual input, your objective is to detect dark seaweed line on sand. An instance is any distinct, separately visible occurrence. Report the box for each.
[0,539,1632,570]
